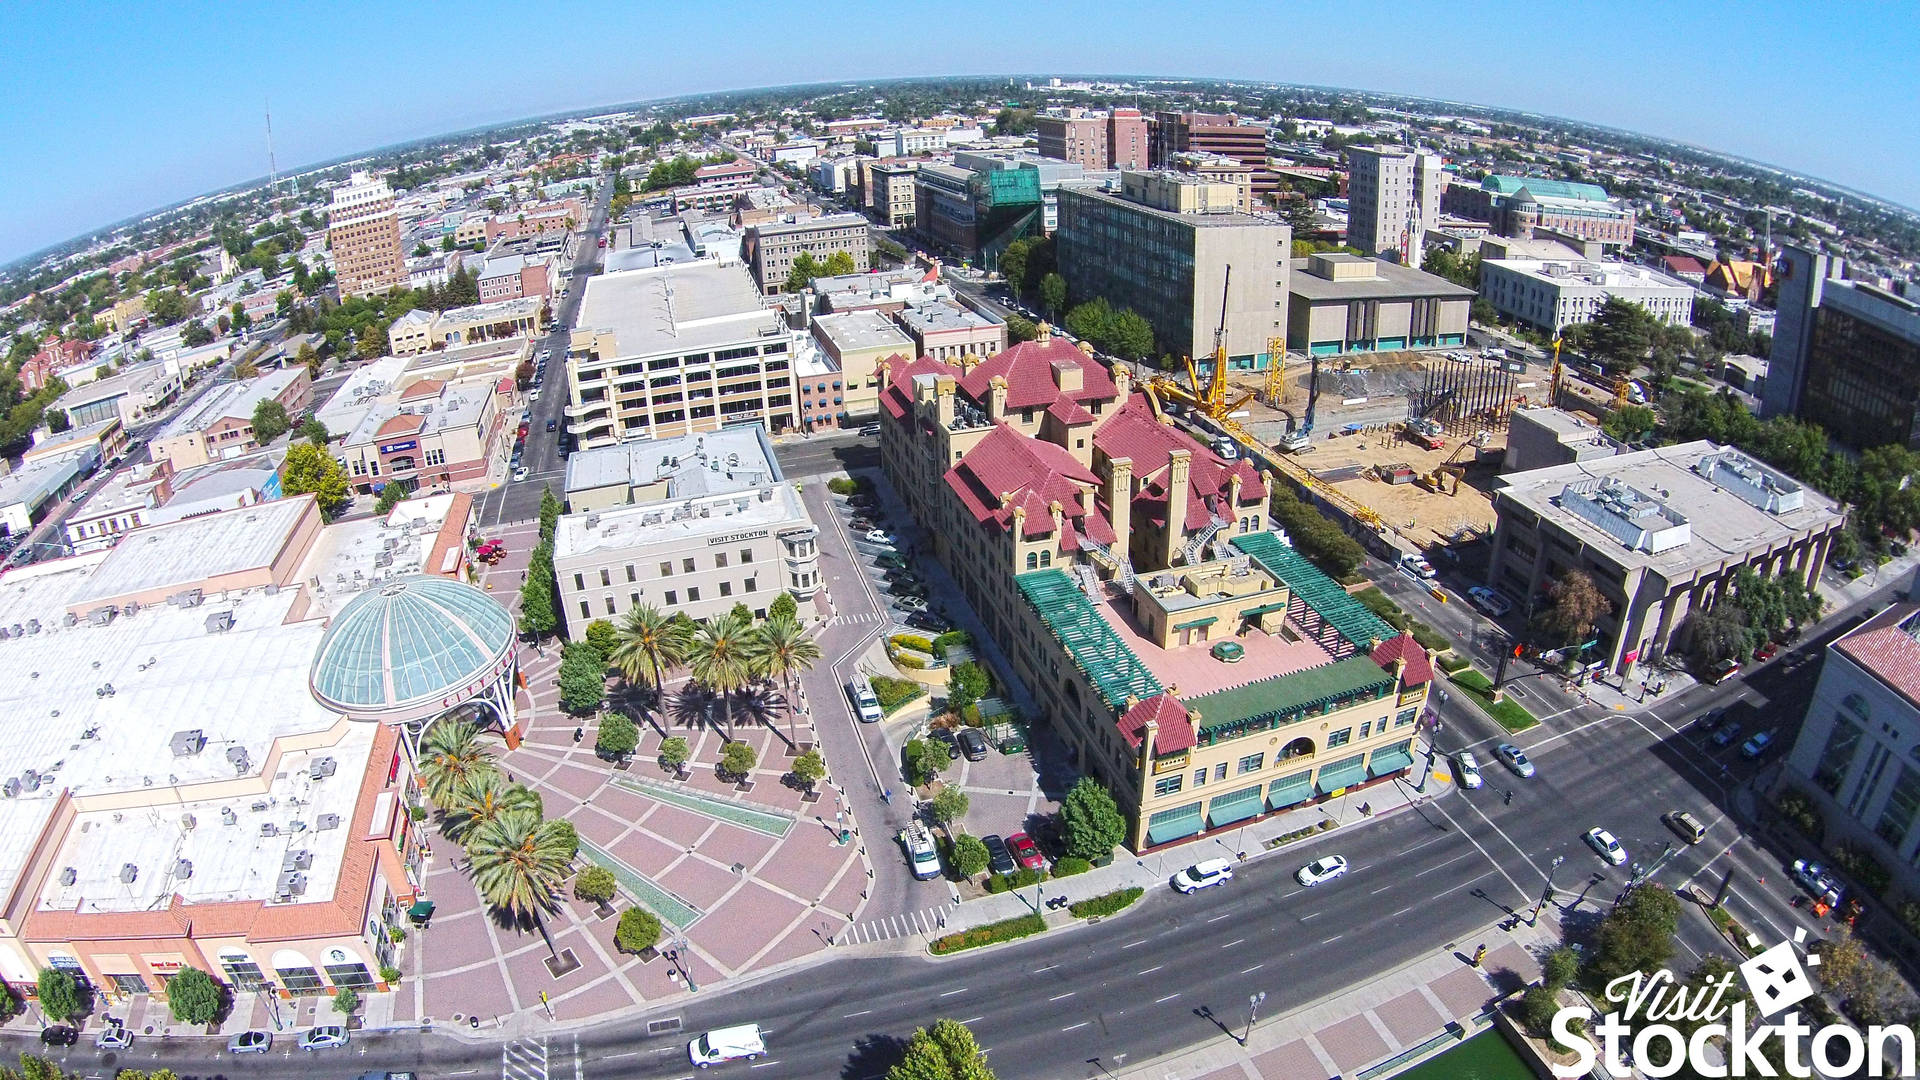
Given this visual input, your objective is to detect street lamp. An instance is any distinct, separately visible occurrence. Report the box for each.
[1532,855,1566,926]
[1242,991,1266,1045]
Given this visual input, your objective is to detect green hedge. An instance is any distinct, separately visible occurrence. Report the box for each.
[892,633,936,653]
[1263,819,1336,849]
[1775,787,1824,841]
[871,674,925,712]
[1068,887,1144,919]
[891,650,929,670]
[932,630,970,658]
[929,913,1048,955]
[1051,856,1091,878]
[1449,668,1538,733]
[827,477,860,495]
[985,867,1047,893]
[1832,843,1891,897]
[1436,652,1471,674]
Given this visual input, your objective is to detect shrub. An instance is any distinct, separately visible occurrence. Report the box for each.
[595,713,639,759]
[549,819,579,861]
[929,784,969,825]
[1059,777,1127,861]
[902,739,946,786]
[985,867,1045,893]
[1775,787,1825,841]
[574,865,618,904]
[719,741,758,780]
[928,913,1047,955]
[960,702,983,727]
[331,987,359,1016]
[1409,621,1452,654]
[790,749,827,789]
[165,967,224,1025]
[1831,843,1892,896]
[1543,946,1579,992]
[1051,856,1091,878]
[892,650,929,670]
[658,736,691,772]
[1521,984,1559,1037]
[872,674,925,712]
[827,477,859,496]
[558,641,607,715]
[583,619,619,665]
[1437,652,1471,674]
[614,908,662,954]
[950,834,990,877]
[1068,887,1144,919]
[932,630,970,658]
[892,633,936,653]
[379,965,402,984]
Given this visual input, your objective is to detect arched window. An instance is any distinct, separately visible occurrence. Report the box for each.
[1040,551,1052,566]
[1025,552,1039,569]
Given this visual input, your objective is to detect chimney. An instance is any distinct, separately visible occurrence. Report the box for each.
[935,373,956,427]
[987,374,1010,424]
[1165,448,1191,568]
[1113,364,1133,400]
[1009,498,1027,568]
[1051,359,1083,393]
[1049,499,1065,541]
[1108,456,1134,562]
[1137,716,1159,815]
[1228,470,1244,531]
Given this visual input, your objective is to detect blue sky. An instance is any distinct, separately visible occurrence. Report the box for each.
[3,0,1915,266]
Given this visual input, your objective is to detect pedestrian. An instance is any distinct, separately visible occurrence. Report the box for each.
[882,788,892,804]
[1504,789,1513,805]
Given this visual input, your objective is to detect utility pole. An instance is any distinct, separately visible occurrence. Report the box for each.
[1531,855,1565,926]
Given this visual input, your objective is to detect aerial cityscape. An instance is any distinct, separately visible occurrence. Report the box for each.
[5,7,1920,1079]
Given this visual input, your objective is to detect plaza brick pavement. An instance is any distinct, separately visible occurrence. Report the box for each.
[388,517,873,1035]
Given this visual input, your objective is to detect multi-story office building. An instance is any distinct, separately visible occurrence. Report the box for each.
[860,160,919,229]
[334,377,505,496]
[1487,442,1845,677]
[878,332,1429,851]
[1166,152,1256,212]
[1766,245,1920,451]
[1345,147,1444,265]
[1055,172,1290,369]
[898,300,1006,363]
[1286,253,1473,356]
[565,261,795,448]
[695,159,757,191]
[387,296,546,356]
[554,426,820,635]
[1479,258,1693,333]
[1780,603,1920,910]
[1151,112,1274,200]
[914,164,981,258]
[744,213,871,295]
[329,171,406,297]
[477,253,553,304]
[810,310,915,421]
[1442,176,1635,249]
[1036,108,1149,171]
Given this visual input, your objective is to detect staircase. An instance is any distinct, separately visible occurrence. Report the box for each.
[1183,514,1229,567]
[1076,531,1136,594]
[1071,561,1103,599]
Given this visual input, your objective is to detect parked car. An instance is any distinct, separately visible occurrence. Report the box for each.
[546,419,558,432]
[1466,587,1513,617]
[228,1030,273,1054]
[927,728,961,760]
[1711,722,1744,749]
[39,1027,76,1047]
[1697,707,1730,732]
[845,679,883,724]
[899,821,942,881]
[874,551,910,570]
[95,1020,133,1050]
[1494,742,1535,778]
[513,466,531,483]
[858,424,882,438]
[904,611,950,634]
[301,1026,349,1051]
[1755,643,1779,662]
[863,528,895,545]
[1296,855,1349,887]
[1584,826,1628,866]
[1741,730,1776,759]
[957,727,989,761]
[1454,751,1484,790]
[849,516,877,532]
[1007,832,1046,871]
[1172,858,1235,894]
[982,834,1017,876]
[895,595,929,612]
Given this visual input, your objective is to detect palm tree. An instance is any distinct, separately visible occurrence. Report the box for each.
[609,603,693,705]
[467,808,574,959]
[748,612,823,746]
[445,772,541,843]
[417,719,497,810]
[688,611,758,742]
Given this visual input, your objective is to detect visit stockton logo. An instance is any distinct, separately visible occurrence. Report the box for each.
[1550,928,1920,1078]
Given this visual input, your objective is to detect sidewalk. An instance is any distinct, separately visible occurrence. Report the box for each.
[1111,917,1552,1080]
[913,753,1452,944]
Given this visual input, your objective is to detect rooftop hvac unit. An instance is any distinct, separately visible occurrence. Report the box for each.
[287,820,308,834]
[282,850,313,872]
[58,867,76,887]
[180,814,196,831]
[173,859,193,879]
[259,823,278,837]
[249,799,269,813]
[87,606,117,626]
[276,870,307,897]
[169,730,206,757]
[118,863,138,884]
[316,813,341,831]
[204,611,235,634]
[308,757,337,781]
[20,771,40,792]
[25,620,39,633]
[2,780,20,799]
[220,807,237,826]
[227,747,251,773]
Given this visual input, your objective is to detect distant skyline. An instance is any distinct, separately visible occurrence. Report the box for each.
[4,0,1917,266]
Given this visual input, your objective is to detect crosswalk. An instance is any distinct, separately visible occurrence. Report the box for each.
[503,1036,550,1080]
[838,903,957,944]
[825,611,889,628]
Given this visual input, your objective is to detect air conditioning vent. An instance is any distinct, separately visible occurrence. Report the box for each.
[169,730,206,757]
[281,850,313,872]
[180,814,196,831]
[118,863,138,884]
[58,867,76,887]
[308,757,337,781]
[259,823,278,838]
[316,813,341,831]
[173,859,193,879]
[220,807,237,826]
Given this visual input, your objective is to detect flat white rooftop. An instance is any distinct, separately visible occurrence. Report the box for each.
[67,496,308,609]
[555,482,812,560]
[576,262,782,359]
[565,426,781,498]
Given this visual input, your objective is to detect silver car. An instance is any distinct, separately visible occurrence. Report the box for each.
[228,1029,272,1054]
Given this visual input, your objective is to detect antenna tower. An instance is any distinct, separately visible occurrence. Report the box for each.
[265,100,279,205]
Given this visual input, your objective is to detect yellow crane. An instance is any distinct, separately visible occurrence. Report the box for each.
[1550,335,1565,407]
[1147,267,1255,421]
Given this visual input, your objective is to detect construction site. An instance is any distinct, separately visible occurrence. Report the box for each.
[1146,336,1583,553]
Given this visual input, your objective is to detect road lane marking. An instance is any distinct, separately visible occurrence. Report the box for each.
[939,988,967,997]
[1206,912,1233,923]
[1426,794,1532,903]
[842,1010,872,1018]
[1299,910,1321,920]
[1370,884,1394,895]
[1061,1022,1091,1032]
[960,1016,984,1024]
[1457,790,1548,881]
[1123,939,1147,949]
[1049,992,1076,1001]
[1137,965,1163,975]
[1032,964,1058,973]
[749,1061,781,1069]
[1155,992,1182,1003]
[602,1052,637,1061]
[1413,851,1475,878]
[1220,938,1245,949]
[1392,905,1416,917]
[1241,963,1264,974]
[1321,934,1345,944]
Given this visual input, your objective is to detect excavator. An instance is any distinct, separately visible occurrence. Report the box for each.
[1419,439,1475,496]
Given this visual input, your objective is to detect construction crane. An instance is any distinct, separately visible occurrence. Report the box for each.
[1262,335,1287,406]
[1550,336,1565,407]
[1147,268,1255,422]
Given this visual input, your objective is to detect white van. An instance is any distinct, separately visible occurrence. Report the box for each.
[689,1024,766,1067]
[847,678,883,723]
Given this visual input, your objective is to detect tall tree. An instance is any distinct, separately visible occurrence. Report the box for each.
[886,1018,999,1080]
[466,808,574,959]
[1059,777,1126,861]
[1038,273,1067,321]
[445,772,541,843]
[1586,297,1658,374]
[250,399,291,442]
[538,486,562,542]
[417,719,498,809]
[280,443,352,520]
[747,612,823,745]
[688,610,758,741]
[611,603,693,704]
[1539,568,1612,648]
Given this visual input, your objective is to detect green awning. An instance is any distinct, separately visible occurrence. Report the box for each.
[1239,601,1290,618]
[407,899,436,920]
[1267,770,1313,810]
[1369,741,1416,778]
[1146,801,1204,845]
[1207,784,1265,828]
[1173,616,1219,630]
[1315,753,1367,794]
[1230,533,1397,649]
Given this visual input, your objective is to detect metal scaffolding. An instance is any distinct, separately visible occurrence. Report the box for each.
[1406,360,1519,436]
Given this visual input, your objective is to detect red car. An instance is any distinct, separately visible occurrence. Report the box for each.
[1006,832,1045,872]
[1755,643,1779,661]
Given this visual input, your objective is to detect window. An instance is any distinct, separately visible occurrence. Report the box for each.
[323,962,375,990]
[1214,763,1228,782]
[688,587,700,602]
[715,552,728,569]
[1327,728,1352,748]
[1154,774,1184,797]
[665,590,677,606]
[683,558,696,574]
[659,562,672,576]
[720,581,733,597]
[573,573,585,590]
[625,564,636,583]
[1237,753,1265,775]
[220,955,267,992]
[1359,721,1373,740]
[745,578,757,592]
[1194,768,1207,786]
[276,965,326,994]
[605,596,616,614]
[630,592,640,606]
[1395,707,1418,728]
[1026,552,1039,569]
[600,568,611,587]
